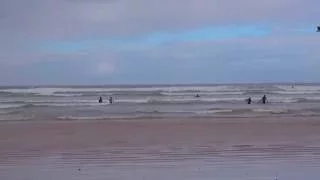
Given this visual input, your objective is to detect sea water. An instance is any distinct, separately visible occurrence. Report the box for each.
[1,83,320,121]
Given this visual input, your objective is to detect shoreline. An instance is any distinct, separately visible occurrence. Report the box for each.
[0,114,320,124]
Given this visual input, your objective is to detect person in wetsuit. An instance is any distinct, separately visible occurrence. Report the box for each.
[246,97,252,104]
[98,96,103,103]
[262,95,267,104]
[109,96,113,104]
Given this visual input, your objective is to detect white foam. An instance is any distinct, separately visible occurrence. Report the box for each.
[117,99,149,103]
[0,85,244,96]
[0,88,62,96]
[57,116,109,120]
[197,109,233,114]
[147,97,246,103]
[275,85,320,95]
[0,104,25,109]
[35,103,109,107]
[0,99,98,103]
[276,85,320,91]
[262,96,320,103]
[201,97,246,102]
[1,85,320,98]
[274,91,320,95]
[161,91,243,96]
[253,108,288,114]
[267,97,298,103]
[57,115,142,120]
[0,88,112,96]
[1,95,318,108]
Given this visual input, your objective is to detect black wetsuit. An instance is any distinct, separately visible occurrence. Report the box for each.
[247,98,252,104]
[262,95,267,104]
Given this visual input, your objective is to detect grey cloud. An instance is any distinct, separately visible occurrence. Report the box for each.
[127,33,320,71]
[1,0,319,39]
[0,0,320,84]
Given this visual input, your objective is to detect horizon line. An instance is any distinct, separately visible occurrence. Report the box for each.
[0,81,319,88]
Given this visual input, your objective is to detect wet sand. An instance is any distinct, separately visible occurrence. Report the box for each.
[1,117,320,180]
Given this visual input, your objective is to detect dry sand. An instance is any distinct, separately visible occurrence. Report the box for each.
[1,117,320,180]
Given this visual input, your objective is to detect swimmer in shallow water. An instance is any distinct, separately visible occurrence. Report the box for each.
[262,95,267,104]
[109,96,113,104]
[98,96,103,103]
[246,97,252,104]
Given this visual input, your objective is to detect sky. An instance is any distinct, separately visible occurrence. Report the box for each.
[0,0,319,85]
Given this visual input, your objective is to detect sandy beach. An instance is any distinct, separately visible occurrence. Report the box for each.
[1,117,320,180]
[2,0,320,176]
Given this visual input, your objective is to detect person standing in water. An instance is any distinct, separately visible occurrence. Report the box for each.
[246,97,252,104]
[109,96,113,104]
[98,96,103,103]
[262,95,267,104]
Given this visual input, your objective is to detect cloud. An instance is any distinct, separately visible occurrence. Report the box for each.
[1,0,319,38]
[0,0,320,84]
[96,62,116,75]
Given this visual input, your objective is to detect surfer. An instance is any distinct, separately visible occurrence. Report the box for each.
[262,95,267,104]
[98,96,103,103]
[195,94,200,98]
[109,96,113,104]
[317,26,320,32]
[246,97,252,104]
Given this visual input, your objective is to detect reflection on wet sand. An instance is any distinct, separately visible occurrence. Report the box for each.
[1,117,320,180]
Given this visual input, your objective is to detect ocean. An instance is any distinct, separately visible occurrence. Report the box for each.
[1,83,320,121]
